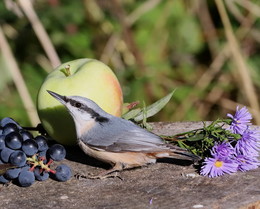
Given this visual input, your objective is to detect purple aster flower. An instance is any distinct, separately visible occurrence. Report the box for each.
[235,128,260,157]
[236,154,260,172]
[227,106,252,134]
[200,156,238,177]
[211,142,236,158]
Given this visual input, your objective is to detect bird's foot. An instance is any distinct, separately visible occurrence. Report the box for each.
[75,170,123,180]
[75,163,124,180]
[88,172,122,180]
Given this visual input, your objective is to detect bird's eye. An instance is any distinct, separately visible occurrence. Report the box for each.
[75,102,81,108]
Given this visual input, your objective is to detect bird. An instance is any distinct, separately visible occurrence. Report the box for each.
[47,90,199,179]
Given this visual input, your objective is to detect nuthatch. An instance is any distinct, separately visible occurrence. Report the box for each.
[48,90,199,178]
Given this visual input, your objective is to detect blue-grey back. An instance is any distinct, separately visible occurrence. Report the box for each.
[80,116,169,153]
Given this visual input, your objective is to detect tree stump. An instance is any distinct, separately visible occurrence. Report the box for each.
[0,122,259,209]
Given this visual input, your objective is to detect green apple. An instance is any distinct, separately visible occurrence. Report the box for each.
[37,58,123,145]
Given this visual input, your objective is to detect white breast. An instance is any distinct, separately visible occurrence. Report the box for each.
[78,140,157,167]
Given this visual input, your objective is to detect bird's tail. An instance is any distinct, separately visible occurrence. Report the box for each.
[165,144,201,162]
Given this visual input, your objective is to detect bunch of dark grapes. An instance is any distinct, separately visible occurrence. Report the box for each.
[0,117,72,187]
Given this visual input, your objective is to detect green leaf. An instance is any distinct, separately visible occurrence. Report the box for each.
[186,134,205,141]
[133,89,176,122]
[0,164,17,175]
[177,141,188,149]
[122,108,142,120]
[140,102,153,131]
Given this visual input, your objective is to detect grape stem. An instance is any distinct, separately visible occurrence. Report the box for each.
[26,155,56,174]
[22,124,47,135]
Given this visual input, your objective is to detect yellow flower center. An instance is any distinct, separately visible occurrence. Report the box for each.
[214,160,223,168]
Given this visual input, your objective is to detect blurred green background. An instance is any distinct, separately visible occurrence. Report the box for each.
[1,0,260,127]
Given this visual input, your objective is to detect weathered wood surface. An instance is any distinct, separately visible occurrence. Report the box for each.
[0,122,259,209]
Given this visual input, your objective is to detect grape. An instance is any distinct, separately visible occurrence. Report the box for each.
[0,117,72,186]
[21,165,30,172]
[54,164,72,182]
[34,167,49,181]
[0,135,6,150]
[35,136,48,151]
[18,170,35,187]
[0,175,10,183]
[5,167,21,179]
[48,144,66,161]
[38,150,47,158]
[3,123,19,135]
[22,139,38,156]
[9,151,27,167]
[19,130,33,141]
[5,132,23,150]
[38,149,47,159]
[0,117,21,128]
[0,147,14,163]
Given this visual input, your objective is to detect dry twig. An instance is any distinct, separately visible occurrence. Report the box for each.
[18,0,61,68]
[0,26,40,125]
[215,0,260,124]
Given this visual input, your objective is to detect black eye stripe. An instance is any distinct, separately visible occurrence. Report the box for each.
[68,98,109,123]
[69,100,81,108]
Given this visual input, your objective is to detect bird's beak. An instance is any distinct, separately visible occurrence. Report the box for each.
[47,90,68,105]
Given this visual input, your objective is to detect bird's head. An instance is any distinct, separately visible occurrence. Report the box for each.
[47,90,109,129]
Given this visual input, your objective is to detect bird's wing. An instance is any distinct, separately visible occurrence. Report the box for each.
[80,120,169,153]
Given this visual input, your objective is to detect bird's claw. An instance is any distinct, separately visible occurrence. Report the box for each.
[75,171,123,180]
